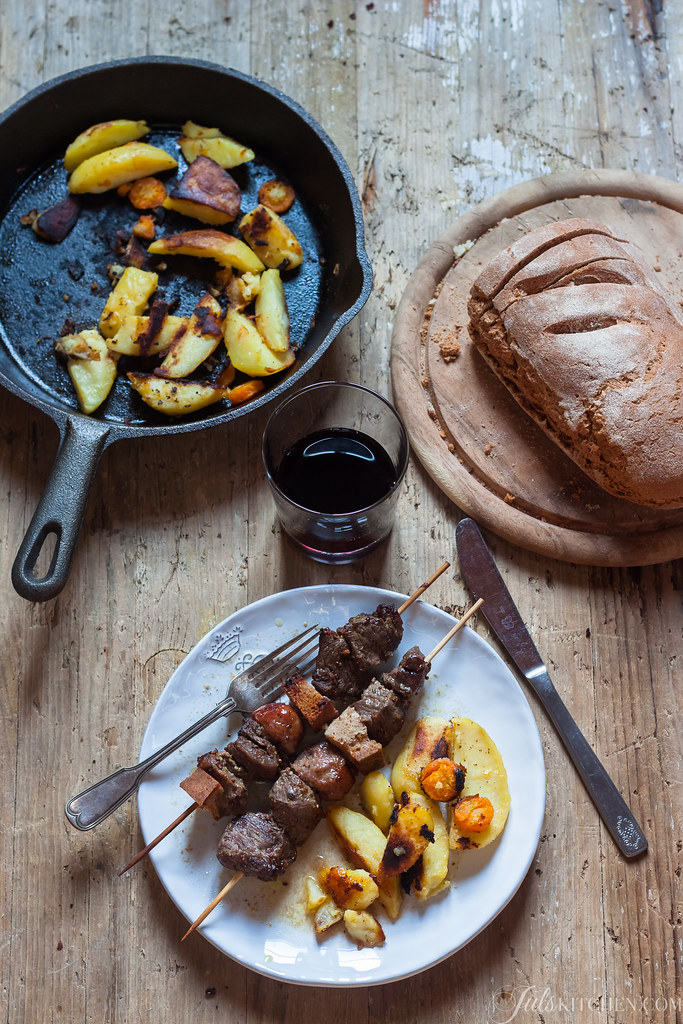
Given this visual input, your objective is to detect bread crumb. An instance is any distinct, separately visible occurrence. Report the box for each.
[504,493,516,504]
[453,239,474,259]
[484,442,495,456]
[439,338,461,362]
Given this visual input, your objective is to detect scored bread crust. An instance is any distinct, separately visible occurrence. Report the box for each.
[467,217,683,509]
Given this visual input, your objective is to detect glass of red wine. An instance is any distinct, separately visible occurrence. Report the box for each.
[262,380,409,563]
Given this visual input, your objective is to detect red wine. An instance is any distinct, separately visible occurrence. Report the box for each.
[276,428,397,514]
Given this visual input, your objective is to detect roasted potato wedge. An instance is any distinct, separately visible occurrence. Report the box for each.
[223,306,295,376]
[55,329,118,414]
[305,875,329,914]
[319,866,379,911]
[390,717,454,799]
[325,804,402,921]
[155,294,223,379]
[106,313,189,357]
[255,269,290,352]
[226,271,262,310]
[64,119,149,172]
[179,120,255,168]
[99,267,159,339]
[359,771,395,834]
[405,791,450,900]
[343,910,385,949]
[379,795,434,877]
[148,229,265,274]
[313,897,344,934]
[127,373,228,416]
[448,717,510,850]
[162,155,241,225]
[239,204,303,270]
[68,141,177,194]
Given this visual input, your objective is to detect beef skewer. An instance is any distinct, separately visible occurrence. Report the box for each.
[181,598,483,940]
[120,565,451,874]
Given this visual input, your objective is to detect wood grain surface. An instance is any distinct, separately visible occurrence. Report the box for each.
[1,3,681,1024]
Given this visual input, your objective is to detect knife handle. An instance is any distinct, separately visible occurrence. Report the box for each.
[531,670,648,858]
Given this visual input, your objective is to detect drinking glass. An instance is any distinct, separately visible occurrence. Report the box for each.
[262,380,409,563]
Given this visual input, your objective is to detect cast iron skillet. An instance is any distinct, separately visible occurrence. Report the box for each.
[0,57,372,602]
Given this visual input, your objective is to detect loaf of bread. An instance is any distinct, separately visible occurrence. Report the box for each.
[468,217,683,509]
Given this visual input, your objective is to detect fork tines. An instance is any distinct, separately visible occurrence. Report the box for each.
[247,624,320,690]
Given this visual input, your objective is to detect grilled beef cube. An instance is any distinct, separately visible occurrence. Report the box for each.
[196,749,248,815]
[338,604,404,672]
[252,702,304,755]
[180,767,232,821]
[292,741,356,801]
[381,646,429,699]
[226,718,282,780]
[216,812,296,881]
[283,673,338,731]
[312,627,370,701]
[324,707,385,773]
[352,679,406,745]
[268,767,323,845]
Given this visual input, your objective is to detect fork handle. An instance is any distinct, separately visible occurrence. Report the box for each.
[65,696,238,830]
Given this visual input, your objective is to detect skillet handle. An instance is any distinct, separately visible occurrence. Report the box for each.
[12,416,110,602]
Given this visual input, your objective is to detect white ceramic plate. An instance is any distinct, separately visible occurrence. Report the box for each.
[137,584,546,986]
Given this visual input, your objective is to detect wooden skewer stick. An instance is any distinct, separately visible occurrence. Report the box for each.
[397,561,450,615]
[181,872,244,941]
[121,562,453,874]
[181,596,484,942]
[426,598,484,663]
[119,802,198,875]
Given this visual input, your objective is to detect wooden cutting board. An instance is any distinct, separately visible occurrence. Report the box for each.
[391,169,683,566]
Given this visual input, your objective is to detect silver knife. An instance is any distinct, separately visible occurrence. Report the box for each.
[455,517,648,859]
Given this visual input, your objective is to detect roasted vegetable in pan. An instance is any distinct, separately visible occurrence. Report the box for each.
[148,228,265,274]
[178,119,255,168]
[162,156,241,225]
[64,118,149,172]
[239,204,303,270]
[126,373,229,416]
[68,141,178,194]
[223,306,295,376]
[55,330,118,414]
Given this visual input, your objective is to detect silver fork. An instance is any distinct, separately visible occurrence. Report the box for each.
[65,624,319,831]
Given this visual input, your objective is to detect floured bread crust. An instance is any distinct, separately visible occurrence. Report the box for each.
[468,217,683,509]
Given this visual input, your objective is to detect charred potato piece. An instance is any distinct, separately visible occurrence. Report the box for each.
[226,271,262,310]
[106,314,189,357]
[359,770,395,834]
[179,120,255,169]
[99,267,159,339]
[448,717,510,851]
[379,794,434,877]
[390,717,454,799]
[68,142,177,194]
[55,329,118,414]
[343,910,386,949]
[319,866,379,911]
[64,119,149,172]
[155,294,224,379]
[163,156,241,225]
[223,306,295,377]
[404,791,450,900]
[239,204,303,271]
[30,195,81,243]
[255,269,290,352]
[148,229,265,274]
[127,373,228,416]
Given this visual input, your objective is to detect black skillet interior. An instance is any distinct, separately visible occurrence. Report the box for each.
[0,57,372,433]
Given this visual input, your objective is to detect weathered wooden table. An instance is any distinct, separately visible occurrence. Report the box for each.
[1,2,680,1021]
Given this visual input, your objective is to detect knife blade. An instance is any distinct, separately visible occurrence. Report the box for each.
[455,517,648,859]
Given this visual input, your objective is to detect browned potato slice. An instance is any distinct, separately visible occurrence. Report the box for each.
[448,717,510,851]
[343,910,386,948]
[359,770,395,833]
[179,120,255,168]
[379,795,434,877]
[148,229,265,274]
[223,307,295,376]
[239,204,303,270]
[163,155,242,225]
[319,866,379,911]
[255,269,290,352]
[55,329,118,414]
[155,294,224,379]
[64,119,149,172]
[390,717,454,799]
[127,373,228,416]
[68,142,177,194]
[99,267,159,339]
[404,791,450,900]
[106,314,189,357]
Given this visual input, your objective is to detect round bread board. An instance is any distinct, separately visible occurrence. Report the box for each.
[391,169,683,566]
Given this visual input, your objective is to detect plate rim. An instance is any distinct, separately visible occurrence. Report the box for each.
[138,582,546,986]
